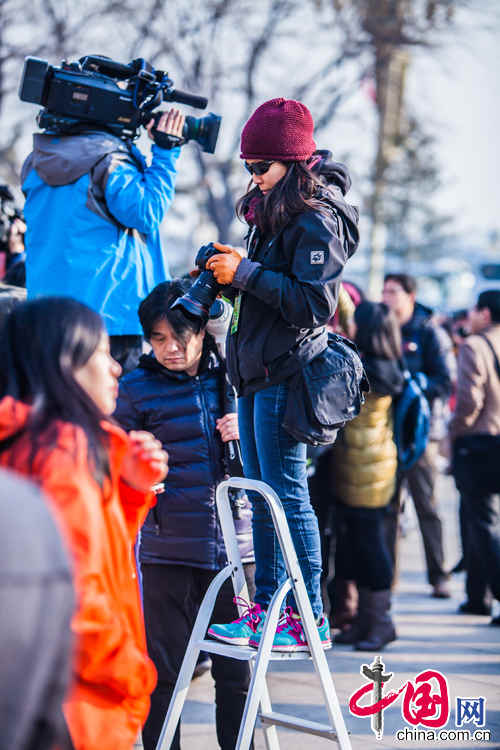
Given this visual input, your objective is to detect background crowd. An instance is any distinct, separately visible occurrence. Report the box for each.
[2,238,499,749]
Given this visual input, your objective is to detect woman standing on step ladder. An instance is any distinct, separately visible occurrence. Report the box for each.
[206,98,359,652]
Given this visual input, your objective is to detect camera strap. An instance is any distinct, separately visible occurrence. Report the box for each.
[152,130,185,150]
[230,294,242,335]
[479,333,500,380]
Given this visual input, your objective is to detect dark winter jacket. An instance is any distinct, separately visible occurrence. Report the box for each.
[114,338,254,569]
[401,303,452,404]
[3,253,26,288]
[226,178,359,396]
[0,469,74,750]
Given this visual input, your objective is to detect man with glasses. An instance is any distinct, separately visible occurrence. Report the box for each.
[449,290,500,624]
[383,273,452,598]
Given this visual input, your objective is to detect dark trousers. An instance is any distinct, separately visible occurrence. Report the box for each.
[462,490,500,606]
[386,441,447,585]
[335,504,393,590]
[141,563,256,750]
[308,448,337,612]
[109,334,143,375]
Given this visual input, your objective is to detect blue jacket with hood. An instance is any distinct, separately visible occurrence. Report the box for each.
[21,131,180,335]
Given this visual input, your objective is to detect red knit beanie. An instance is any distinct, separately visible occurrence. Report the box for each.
[240,98,316,161]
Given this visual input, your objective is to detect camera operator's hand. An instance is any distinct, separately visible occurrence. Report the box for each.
[147,108,186,150]
[216,413,239,443]
[206,242,244,285]
[8,218,26,255]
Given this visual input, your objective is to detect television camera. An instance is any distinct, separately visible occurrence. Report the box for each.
[19,55,221,152]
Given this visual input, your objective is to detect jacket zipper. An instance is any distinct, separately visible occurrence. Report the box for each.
[153,504,160,535]
[232,226,262,388]
[197,375,218,486]
[198,373,227,566]
[230,232,255,390]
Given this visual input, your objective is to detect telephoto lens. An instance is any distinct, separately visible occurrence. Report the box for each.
[184,114,221,153]
[170,243,223,323]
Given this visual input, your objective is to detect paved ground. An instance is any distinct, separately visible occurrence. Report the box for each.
[137,473,500,749]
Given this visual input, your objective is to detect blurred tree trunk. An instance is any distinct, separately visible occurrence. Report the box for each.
[327,0,461,297]
[365,2,410,297]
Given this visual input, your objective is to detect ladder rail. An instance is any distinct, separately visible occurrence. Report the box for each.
[234,577,292,749]
[213,479,281,750]
[214,482,251,618]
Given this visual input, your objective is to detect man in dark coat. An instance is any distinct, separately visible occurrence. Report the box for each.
[383,273,452,597]
[449,290,500,623]
[114,279,254,750]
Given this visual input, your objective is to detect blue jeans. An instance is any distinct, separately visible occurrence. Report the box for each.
[238,382,323,618]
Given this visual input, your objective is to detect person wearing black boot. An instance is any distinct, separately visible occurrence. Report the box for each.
[331,302,404,650]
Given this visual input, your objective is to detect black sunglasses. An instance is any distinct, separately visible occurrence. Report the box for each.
[244,160,276,176]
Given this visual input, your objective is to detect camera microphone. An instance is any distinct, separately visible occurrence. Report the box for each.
[168,89,207,110]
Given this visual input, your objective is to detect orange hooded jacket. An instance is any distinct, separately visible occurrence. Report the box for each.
[0,396,157,750]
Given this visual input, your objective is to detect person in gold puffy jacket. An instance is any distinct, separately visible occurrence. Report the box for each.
[331,301,404,651]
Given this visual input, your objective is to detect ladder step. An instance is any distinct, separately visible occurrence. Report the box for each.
[197,639,256,660]
[259,711,339,740]
[197,638,313,661]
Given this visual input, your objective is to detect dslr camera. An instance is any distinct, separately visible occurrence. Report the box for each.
[19,55,221,152]
[171,243,226,323]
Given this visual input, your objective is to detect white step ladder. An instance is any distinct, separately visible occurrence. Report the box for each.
[155,477,352,750]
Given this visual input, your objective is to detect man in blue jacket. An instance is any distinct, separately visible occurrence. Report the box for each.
[383,273,452,598]
[21,110,184,372]
[114,279,255,750]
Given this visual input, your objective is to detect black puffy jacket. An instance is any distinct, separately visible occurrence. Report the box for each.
[402,303,452,404]
[114,338,254,569]
[226,182,359,396]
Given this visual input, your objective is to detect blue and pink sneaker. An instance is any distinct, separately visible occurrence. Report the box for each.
[249,606,332,652]
[208,598,265,646]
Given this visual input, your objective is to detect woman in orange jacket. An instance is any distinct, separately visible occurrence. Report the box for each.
[0,297,168,750]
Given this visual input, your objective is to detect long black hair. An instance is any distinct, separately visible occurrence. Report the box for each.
[354,302,402,361]
[236,161,326,236]
[0,297,110,483]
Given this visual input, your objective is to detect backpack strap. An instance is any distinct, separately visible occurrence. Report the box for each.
[479,334,500,380]
[398,356,411,380]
